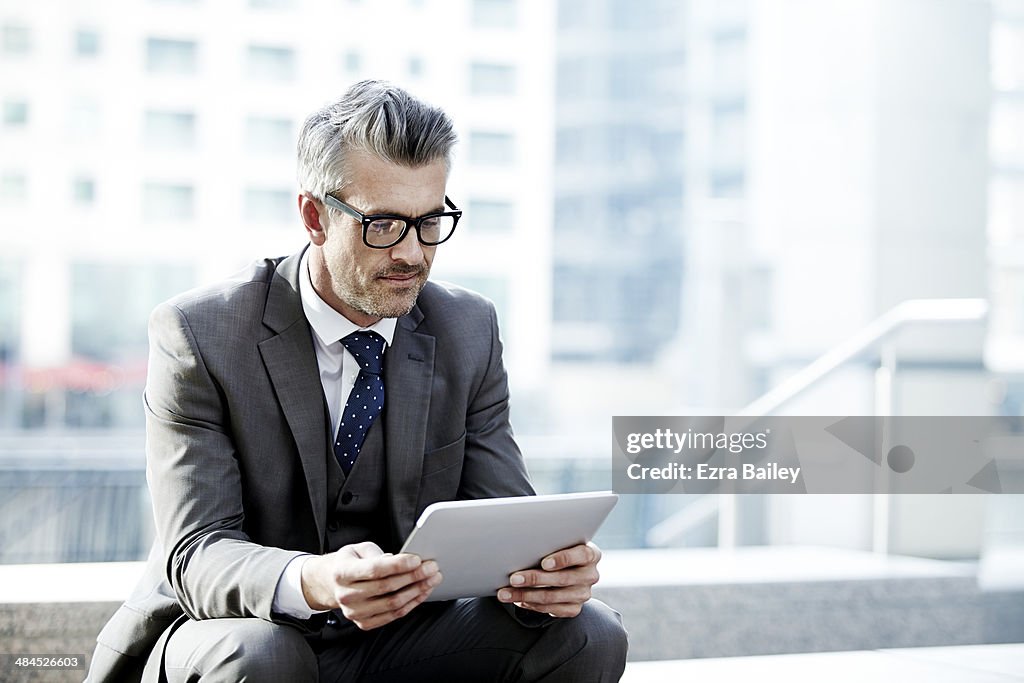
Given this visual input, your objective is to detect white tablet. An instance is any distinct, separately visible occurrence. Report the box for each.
[399,491,618,602]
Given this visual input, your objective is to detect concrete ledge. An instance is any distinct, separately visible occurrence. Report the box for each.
[620,643,1024,682]
[593,547,1024,661]
[0,562,143,681]
[0,561,145,604]
[1,547,1023,673]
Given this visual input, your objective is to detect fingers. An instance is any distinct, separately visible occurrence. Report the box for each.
[535,542,602,572]
[344,541,386,559]
[339,552,425,582]
[343,572,444,630]
[498,583,593,612]
[508,564,600,589]
[360,560,440,597]
[497,542,604,619]
[514,600,586,618]
[305,545,444,628]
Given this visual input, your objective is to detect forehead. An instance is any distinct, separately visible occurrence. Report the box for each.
[343,151,448,215]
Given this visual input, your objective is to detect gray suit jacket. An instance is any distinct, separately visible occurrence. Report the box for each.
[86,250,535,681]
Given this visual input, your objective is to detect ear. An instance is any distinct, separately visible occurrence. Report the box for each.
[299,192,327,246]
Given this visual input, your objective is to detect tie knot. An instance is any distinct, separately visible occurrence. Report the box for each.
[341,330,386,375]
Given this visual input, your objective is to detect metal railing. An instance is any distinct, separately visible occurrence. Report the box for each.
[645,298,990,550]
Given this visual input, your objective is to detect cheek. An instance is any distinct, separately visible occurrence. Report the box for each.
[325,232,361,272]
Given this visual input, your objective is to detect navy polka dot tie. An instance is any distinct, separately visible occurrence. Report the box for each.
[334,331,386,474]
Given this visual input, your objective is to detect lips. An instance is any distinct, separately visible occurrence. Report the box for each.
[377,268,424,284]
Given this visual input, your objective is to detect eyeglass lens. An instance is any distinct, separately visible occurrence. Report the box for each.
[366,215,456,247]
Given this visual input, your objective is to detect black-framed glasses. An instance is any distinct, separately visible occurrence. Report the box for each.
[323,193,462,249]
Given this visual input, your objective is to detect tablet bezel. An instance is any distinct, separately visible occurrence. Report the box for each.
[399,491,618,602]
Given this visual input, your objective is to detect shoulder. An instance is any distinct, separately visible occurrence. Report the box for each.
[415,280,498,327]
[146,255,296,350]
[164,258,283,313]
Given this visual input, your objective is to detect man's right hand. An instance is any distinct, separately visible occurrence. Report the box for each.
[300,541,442,630]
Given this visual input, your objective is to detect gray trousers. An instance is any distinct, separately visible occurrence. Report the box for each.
[158,598,627,682]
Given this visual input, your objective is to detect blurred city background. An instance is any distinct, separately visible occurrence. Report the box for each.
[0,0,1022,586]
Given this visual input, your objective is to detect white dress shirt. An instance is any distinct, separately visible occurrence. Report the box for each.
[272,250,398,619]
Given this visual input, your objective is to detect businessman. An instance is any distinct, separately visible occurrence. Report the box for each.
[86,80,627,681]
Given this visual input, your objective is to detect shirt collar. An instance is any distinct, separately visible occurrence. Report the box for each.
[299,250,398,348]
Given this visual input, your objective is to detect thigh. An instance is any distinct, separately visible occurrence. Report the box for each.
[316,598,547,683]
[162,617,318,683]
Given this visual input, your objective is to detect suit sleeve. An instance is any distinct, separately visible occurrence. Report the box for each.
[144,302,311,627]
[455,301,536,501]
[450,301,556,628]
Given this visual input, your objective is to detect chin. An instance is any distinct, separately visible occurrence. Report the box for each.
[365,290,421,320]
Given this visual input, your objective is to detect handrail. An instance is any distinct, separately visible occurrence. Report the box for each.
[646,298,989,548]
[738,298,988,418]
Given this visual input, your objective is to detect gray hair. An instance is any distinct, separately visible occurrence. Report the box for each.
[296,80,457,203]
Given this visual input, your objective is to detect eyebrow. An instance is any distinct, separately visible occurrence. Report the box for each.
[365,204,446,217]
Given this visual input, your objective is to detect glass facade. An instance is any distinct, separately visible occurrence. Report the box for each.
[553,0,687,363]
[145,38,198,75]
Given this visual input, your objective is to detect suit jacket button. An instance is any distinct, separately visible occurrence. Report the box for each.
[327,520,339,532]
[341,492,354,505]
[326,615,338,626]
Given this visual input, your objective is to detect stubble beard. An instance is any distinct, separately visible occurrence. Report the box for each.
[341,264,430,320]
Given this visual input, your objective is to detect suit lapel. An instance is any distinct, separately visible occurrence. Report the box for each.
[385,305,435,545]
[258,251,329,549]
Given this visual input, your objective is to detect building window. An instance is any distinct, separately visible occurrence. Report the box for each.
[992,100,1024,168]
[67,98,101,138]
[472,0,516,28]
[0,260,20,361]
[993,23,1024,91]
[556,58,591,100]
[246,45,296,81]
[142,182,194,221]
[344,51,361,74]
[556,126,588,164]
[2,100,28,126]
[557,0,590,30]
[408,56,424,79]
[71,262,195,362]
[146,38,198,74]
[0,172,27,204]
[245,116,293,156]
[144,110,196,148]
[72,176,96,205]
[469,63,516,96]
[467,200,514,232]
[1,24,30,55]
[710,169,745,198]
[74,29,101,58]
[243,187,293,223]
[554,195,587,231]
[470,131,515,165]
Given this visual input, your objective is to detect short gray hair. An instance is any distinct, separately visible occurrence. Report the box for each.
[297,80,457,202]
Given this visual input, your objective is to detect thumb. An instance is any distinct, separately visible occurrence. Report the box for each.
[342,541,385,560]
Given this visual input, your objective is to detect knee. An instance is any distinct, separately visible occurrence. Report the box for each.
[219,621,316,682]
[194,620,317,682]
[576,600,629,672]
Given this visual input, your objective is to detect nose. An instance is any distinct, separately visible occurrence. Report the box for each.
[388,227,425,265]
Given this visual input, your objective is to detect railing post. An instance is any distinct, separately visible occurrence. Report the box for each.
[872,343,897,554]
[718,494,737,548]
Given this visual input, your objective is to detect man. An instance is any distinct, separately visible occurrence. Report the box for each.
[86,80,627,682]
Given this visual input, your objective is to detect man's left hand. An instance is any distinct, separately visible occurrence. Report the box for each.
[496,542,601,618]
